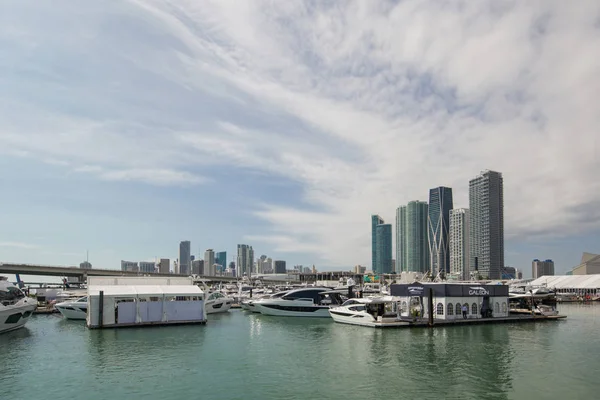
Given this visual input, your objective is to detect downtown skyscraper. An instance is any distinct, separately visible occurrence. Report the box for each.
[428,187,453,275]
[396,201,429,273]
[371,215,392,274]
[449,208,470,280]
[236,244,254,277]
[178,240,191,275]
[469,170,504,279]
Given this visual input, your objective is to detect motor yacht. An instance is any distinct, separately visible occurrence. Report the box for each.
[205,292,234,314]
[241,290,289,312]
[55,296,88,320]
[253,287,343,317]
[328,296,410,328]
[1,276,37,333]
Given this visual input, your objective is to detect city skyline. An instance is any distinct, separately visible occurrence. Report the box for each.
[1,2,597,278]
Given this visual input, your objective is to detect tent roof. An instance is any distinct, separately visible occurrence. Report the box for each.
[88,284,203,297]
[529,275,600,289]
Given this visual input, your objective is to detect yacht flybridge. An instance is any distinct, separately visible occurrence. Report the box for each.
[253,288,344,317]
[1,276,37,333]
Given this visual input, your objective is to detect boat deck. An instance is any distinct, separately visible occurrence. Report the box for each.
[364,314,567,329]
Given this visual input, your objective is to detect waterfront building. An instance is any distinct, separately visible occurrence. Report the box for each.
[237,244,254,277]
[572,253,600,275]
[375,224,393,274]
[371,215,384,271]
[532,259,555,279]
[397,201,429,273]
[158,258,170,274]
[179,241,191,275]
[192,259,204,275]
[354,265,366,274]
[449,208,470,280]
[120,260,139,272]
[139,261,156,273]
[215,252,227,274]
[469,170,504,279]
[79,261,92,269]
[274,260,286,274]
[428,187,453,275]
[204,249,215,276]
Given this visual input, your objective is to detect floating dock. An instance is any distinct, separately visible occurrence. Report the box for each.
[365,314,566,329]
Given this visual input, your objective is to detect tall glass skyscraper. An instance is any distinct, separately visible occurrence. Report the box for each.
[428,187,453,275]
[178,240,191,275]
[375,224,393,274]
[215,251,227,274]
[371,215,384,271]
[469,170,504,279]
[396,201,429,273]
[236,244,254,277]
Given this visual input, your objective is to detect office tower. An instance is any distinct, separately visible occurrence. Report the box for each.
[120,260,138,272]
[215,251,227,274]
[371,215,384,270]
[158,258,170,274]
[449,208,470,280]
[274,260,286,274]
[428,187,453,275]
[469,170,504,279]
[375,224,393,274]
[237,244,254,277]
[139,261,155,273]
[204,249,215,276]
[192,259,204,275]
[532,259,555,279]
[396,206,406,273]
[179,241,191,275]
[397,201,429,273]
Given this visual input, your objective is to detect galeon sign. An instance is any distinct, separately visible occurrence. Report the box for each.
[468,286,490,296]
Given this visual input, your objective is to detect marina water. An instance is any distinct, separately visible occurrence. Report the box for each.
[2,304,599,400]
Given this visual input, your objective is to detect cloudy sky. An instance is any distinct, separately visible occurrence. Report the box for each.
[1,0,599,277]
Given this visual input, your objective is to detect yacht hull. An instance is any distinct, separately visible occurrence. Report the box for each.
[254,302,331,317]
[0,302,37,334]
[205,299,232,314]
[55,305,87,320]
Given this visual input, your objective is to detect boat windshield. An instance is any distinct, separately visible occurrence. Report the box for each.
[0,286,26,305]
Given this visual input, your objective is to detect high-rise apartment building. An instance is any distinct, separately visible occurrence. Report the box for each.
[396,201,429,273]
[428,187,453,275]
[469,170,504,279]
[204,249,215,276]
[179,241,191,275]
[192,259,204,275]
[395,206,406,273]
[120,260,139,272]
[532,259,555,279]
[237,244,254,277]
[449,208,470,280]
[375,224,393,274]
[371,215,384,270]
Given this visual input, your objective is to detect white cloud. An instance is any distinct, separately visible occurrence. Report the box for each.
[1,1,599,267]
[0,241,39,249]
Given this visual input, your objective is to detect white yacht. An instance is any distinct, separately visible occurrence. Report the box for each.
[205,292,234,314]
[1,277,37,333]
[55,296,88,320]
[241,290,289,312]
[328,296,410,328]
[253,288,343,317]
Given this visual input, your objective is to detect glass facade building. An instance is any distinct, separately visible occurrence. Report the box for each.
[371,215,384,271]
[397,201,429,273]
[428,187,454,275]
[375,224,393,274]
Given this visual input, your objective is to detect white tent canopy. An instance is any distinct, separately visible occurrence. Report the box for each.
[530,275,600,290]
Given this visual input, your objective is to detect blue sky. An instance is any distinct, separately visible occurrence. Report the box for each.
[1,0,599,279]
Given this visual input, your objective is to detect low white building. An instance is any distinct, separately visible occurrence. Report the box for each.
[86,276,206,329]
[390,283,509,320]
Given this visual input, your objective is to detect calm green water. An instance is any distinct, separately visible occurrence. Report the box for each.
[1,304,599,400]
